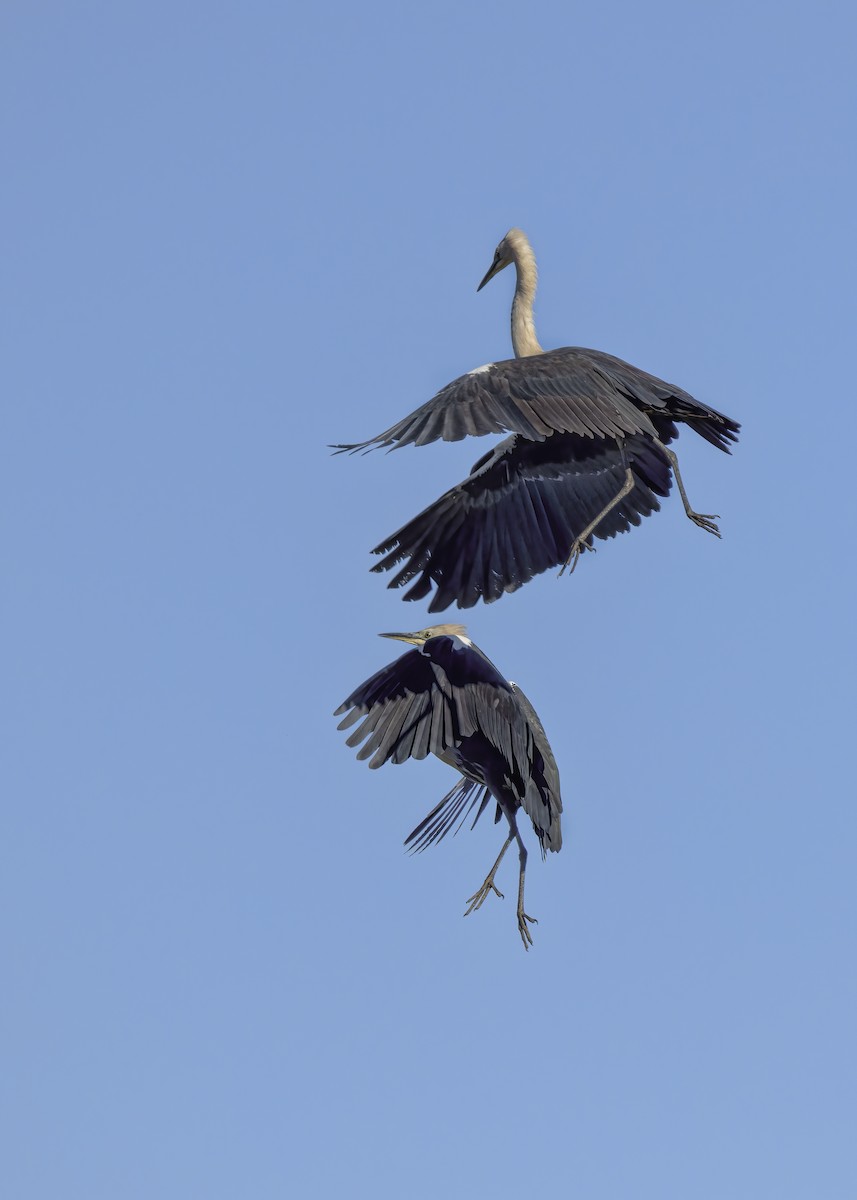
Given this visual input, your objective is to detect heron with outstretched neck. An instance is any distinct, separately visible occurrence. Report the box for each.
[334,624,562,950]
[335,228,740,612]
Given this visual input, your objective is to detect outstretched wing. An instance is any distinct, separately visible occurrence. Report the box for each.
[333,348,657,452]
[334,635,516,771]
[371,431,672,611]
[593,350,740,452]
[333,346,738,454]
[334,645,452,769]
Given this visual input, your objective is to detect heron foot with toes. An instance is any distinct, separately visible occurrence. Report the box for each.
[464,877,505,916]
[688,511,721,537]
[518,909,538,950]
[558,537,594,578]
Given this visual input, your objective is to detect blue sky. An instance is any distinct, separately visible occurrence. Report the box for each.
[2,2,855,1196]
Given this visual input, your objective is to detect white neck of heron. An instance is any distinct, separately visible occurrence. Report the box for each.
[511,250,543,358]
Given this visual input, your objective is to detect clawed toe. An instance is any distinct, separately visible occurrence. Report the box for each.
[464,879,504,916]
[558,538,595,578]
[518,910,538,950]
[689,511,721,538]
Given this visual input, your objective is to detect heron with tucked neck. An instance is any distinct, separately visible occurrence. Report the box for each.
[336,624,562,950]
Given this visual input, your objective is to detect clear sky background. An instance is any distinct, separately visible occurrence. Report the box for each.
[2,2,855,1197]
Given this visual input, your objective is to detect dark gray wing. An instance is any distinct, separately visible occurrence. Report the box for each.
[334,645,451,769]
[511,682,562,855]
[593,350,740,452]
[333,348,657,452]
[334,635,518,771]
[371,431,672,611]
[333,346,738,454]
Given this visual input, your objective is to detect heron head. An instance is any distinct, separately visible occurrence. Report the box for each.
[477,228,528,291]
[380,624,469,647]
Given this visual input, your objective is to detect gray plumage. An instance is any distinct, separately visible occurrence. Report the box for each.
[335,229,740,611]
[335,624,562,949]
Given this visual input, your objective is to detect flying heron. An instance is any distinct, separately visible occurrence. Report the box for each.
[335,228,740,612]
[334,624,562,949]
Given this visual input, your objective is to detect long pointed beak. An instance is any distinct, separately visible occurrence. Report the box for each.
[477,259,502,292]
[379,631,417,644]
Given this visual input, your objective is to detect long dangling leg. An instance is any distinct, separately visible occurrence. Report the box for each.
[652,437,721,537]
[559,439,635,576]
[464,832,513,915]
[513,825,537,950]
